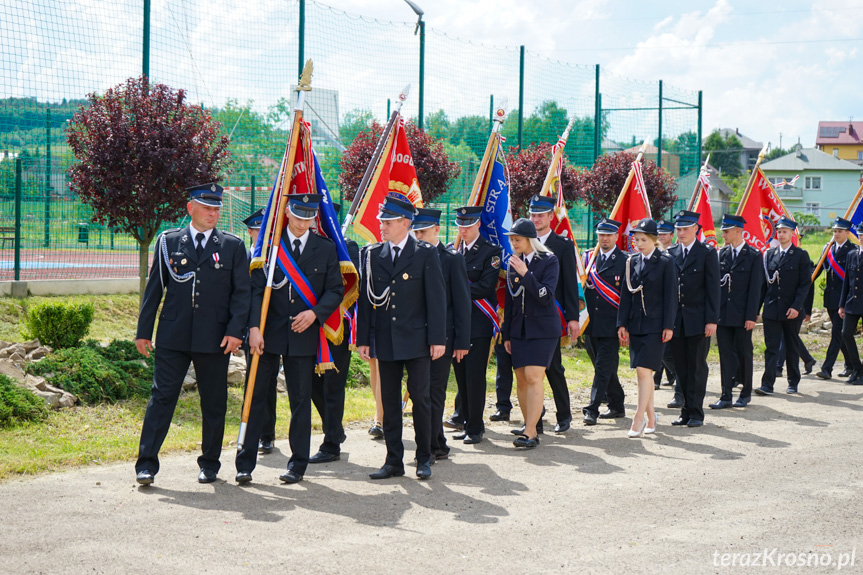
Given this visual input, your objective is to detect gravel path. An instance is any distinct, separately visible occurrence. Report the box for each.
[1,367,861,574]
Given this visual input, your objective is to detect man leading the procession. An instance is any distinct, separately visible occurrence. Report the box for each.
[357,196,446,480]
[528,194,581,432]
[451,205,500,445]
[756,217,812,396]
[711,214,762,409]
[412,208,471,460]
[582,218,627,426]
[135,183,250,485]
[236,193,343,485]
[667,210,720,427]
[838,222,863,385]
[813,218,856,381]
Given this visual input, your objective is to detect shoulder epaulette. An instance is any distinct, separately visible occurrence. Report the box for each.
[416,240,433,249]
[221,231,241,241]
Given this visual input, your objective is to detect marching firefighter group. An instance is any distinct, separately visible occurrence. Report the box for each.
[132,183,863,485]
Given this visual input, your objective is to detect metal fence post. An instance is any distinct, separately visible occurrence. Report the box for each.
[298,0,305,79]
[418,20,425,130]
[593,64,600,161]
[44,108,51,248]
[697,90,703,168]
[518,46,525,151]
[14,158,22,281]
[488,94,493,133]
[250,174,256,213]
[142,0,150,77]
[657,80,663,170]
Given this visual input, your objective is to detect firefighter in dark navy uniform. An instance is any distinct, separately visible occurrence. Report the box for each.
[666,210,720,427]
[711,214,763,409]
[451,205,500,445]
[528,194,581,433]
[813,217,856,380]
[235,193,344,485]
[581,217,627,425]
[839,222,863,385]
[357,197,447,481]
[412,208,471,460]
[135,183,251,486]
[756,217,812,396]
[654,219,679,393]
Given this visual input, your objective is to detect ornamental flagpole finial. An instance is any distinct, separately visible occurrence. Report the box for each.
[297,60,313,92]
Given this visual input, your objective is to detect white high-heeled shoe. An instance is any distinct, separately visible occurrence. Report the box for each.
[627,416,647,438]
[645,414,658,434]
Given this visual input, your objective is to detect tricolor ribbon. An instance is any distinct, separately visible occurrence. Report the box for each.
[275,239,335,374]
[826,247,845,280]
[587,267,621,309]
[473,298,500,336]
[554,300,567,337]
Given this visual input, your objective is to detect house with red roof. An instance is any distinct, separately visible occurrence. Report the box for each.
[815,121,863,166]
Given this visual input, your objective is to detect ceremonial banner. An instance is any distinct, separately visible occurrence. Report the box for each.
[612,160,652,252]
[736,167,799,253]
[352,118,424,243]
[692,171,718,249]
[848,192,863,239]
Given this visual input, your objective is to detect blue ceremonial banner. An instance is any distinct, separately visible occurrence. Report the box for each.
[478,137,513,266]
[849,195,863,239]
[250,150,289,269]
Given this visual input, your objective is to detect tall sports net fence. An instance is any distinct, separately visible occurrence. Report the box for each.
[0,0,699,281]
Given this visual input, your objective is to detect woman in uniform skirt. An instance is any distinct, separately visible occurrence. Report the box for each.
[616,219,677,438]
[501,218,560,449]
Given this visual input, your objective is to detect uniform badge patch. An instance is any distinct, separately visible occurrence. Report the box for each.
[181,258,188,266]
[539,287,547,297]
[402,273,409,280]
[491,256,500,269]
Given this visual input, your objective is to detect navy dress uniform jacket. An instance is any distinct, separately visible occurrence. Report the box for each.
[462,236,502,340]
[667,241,721,337]
[617,249,678,335]
[501,252,560,341]
[248,232,344,357]
[438,242,472,350]
[137,227,250,353]
[357,236,447,361]
[543,231,582,322]
[718,243,763,327]
[839,248,863,315]
[815,241,855,310]
[760,245,812,321]
[584,247,627,339]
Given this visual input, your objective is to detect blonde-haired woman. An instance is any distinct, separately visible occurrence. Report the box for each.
[616,218,677,438]
[501,218,559,449]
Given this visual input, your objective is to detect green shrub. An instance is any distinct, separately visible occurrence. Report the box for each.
[346,353,370,388]
[0,374,49,428]
[27,342,152,404]
[23,302,95,349]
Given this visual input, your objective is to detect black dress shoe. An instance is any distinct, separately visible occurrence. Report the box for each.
[846,370,861,384]
[709,400,733,409]
[258,440,274,454]
[198,468,217,484]
[453,431,467,440]
[599,409,625,419]
[804,359,817,375]
[838,367,853,378]
[815,370,831,380]
[136,470,154,485]
[671,417,689,426]
[553,417,571,433]
[369,464,405,480]
[489,410,510,422]
[442,418,465,431]
[309,451,340,464]
[464,434,483,444]
[368,423,384,438]
[851,376,863,386]
[279,469,303,484]
[654,381,661,390]
[733,397,751,407]
[235,471,252,484]
[583,412,597,426]
[434,450,449,461]
[786,385,798,394]
[512,435,540,449]
[687,419,704,427]
[754,387,774,396]
[667,398,684,409]
[416,462,432,479]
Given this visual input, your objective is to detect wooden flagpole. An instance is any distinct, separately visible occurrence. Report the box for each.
[686,153,711,211]
[811,180,863,281]
[237,60,313,451]
[539,115,578,199]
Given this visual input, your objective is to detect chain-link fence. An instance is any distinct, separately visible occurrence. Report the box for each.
[0,0,699,282]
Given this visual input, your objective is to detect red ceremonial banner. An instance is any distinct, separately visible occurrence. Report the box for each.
[353,118,424,243]
[737,167,799,253]
[692,176,718,249]
[612,161,652,252]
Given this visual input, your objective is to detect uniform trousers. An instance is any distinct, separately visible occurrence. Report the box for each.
[545,342,572,423]
[653,345,678,387]
[311,322,351,455]
[452,338,492,436]
[136,348,229,474]
[822,308,849,374]
[762,316,804,389]
[716,325,752,401]
[379,357,432,469]
[494,340,513,414]
[583,335,625,417]
[842,313,862,371]
[669,334,710,422]
[429,340,454,455]
[236,353,315,475]
[244,350,278,443]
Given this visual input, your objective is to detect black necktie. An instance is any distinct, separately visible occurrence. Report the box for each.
[731,248,735,264]
[600,254,606,267]
[195,232,205,257]
[778,250,786,264]
[682,247,688,262]
[292,239,302,259]
[392,246,400,265]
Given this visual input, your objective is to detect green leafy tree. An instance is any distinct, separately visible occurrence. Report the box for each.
[704,129,744,178]
[339,109,373,148]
